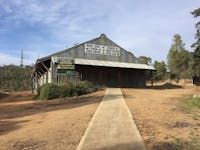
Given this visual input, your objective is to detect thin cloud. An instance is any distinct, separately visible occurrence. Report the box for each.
[0,53,25,65]
[0,0,199,65]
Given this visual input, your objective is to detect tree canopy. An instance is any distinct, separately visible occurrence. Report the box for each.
[191,8,200,77]
[139,56,152,81]
[153,61,167,81]
[138,56,152,65]
[0,65,33,91]
[167,34,191,81]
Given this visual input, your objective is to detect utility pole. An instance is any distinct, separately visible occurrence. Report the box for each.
[20,50,24,68]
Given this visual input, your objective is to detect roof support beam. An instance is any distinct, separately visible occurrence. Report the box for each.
[37,71,42,77]
[36,72,40,79]
[151,70,154,87]
[41,61,49,71]
[39,66,46,74]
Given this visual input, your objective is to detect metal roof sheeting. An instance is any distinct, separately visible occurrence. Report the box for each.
[74,58,155,70]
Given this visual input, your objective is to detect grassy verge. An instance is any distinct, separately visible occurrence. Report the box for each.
[153,137,200,150]
[177,97,200,150]
[181,97,200,120]
[176,137,200,149]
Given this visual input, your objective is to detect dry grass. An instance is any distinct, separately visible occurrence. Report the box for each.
[122,84,200,150]
[0,90,105,150]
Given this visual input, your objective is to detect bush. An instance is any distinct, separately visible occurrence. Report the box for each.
[0,65,33,91]
[59,82,75,97]
[35,81,99,100]
[75,81,88,96]
[39,83,60,100]
[75,81,99,96]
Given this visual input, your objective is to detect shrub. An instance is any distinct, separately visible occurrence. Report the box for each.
[0,65,33,91]
[39,83,60,100]
[35,81,99,100]
[59,82,74,97]
[75,81,99,96]
[75,81,88,96]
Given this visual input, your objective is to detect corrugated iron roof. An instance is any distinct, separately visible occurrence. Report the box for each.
[74,58,155,70]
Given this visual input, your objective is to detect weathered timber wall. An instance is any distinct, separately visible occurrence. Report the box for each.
[53,35,141,64]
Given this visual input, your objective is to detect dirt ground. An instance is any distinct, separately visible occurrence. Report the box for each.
[0,90,105,150]
[122,84,200,150]
[1,84,200,150]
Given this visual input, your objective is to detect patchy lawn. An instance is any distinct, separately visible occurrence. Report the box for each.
[0,90,105,150]
[122,84,200,150]
[181,97,200,121]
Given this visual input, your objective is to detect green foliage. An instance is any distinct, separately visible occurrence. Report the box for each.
[192,8,200,17]
[59,82,75,97]
[170,34,185,52]
[181,97,200,120]
[191,8,200,77]
[75,81,98,96]
[153,61,167,81]
[138,56,152,65]
[39,83,60,100]
[190,48,200,77]
[183,98,200,109]
[193,48,200,76]
[191,8,200,49]
[0,65,33,91]
[37,81,99,100]
[167,34,191,82]
[139,56,152,81]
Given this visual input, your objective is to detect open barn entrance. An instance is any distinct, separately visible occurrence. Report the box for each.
[75,65,146,88]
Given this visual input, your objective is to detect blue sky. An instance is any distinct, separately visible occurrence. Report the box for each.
[0,0,199,65]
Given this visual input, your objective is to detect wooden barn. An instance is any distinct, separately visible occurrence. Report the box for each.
[32,34,154,90]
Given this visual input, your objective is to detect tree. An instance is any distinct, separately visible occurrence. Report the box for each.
[139,56,152,81]
[0,65,33,91]
[153,61,167,81]
[139,56,152,65]
[167,34,191,82]
[191,8,200,77]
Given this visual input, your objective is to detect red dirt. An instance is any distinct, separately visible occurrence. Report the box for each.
[122,84,200,150]
[0,90,105,150]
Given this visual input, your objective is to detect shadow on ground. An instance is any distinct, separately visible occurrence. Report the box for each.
[0,92,104,120]
[0,120,29,136]
[0,93,9,100]
[0,90,105,135]
[0,93,33,103]
[147,83,183,90]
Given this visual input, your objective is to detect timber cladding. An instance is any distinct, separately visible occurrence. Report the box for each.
[54,34,140,64]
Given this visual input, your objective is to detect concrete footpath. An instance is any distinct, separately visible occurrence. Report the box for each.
[76,88,146,150]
